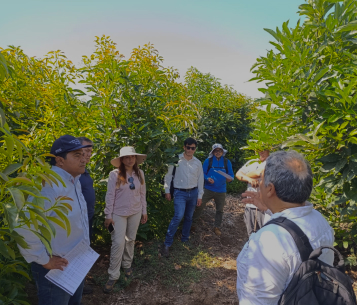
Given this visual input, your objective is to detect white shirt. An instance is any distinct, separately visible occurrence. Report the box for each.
[16,166,90,265]
[164,153,204,199]
[236,202,334,305]
[238,159,266,208]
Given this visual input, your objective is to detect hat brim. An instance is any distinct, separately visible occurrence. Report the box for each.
[209,148,227,158]
[52,144,92,156]
[111,154,147,167]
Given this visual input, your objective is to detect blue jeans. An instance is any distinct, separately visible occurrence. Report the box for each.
[31,263,84,305]
[164,188,198,247]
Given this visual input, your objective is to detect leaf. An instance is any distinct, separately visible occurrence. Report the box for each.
[314,67,329,82]
[30,230,52,254]
[54,209,71,236]
[343,241,349,249]
[2,163,23,176]
[264,28,280,41]
[337,20,357,33]
[0,107,6,127]
[0,239,11,259]
[2,203,18,230]
[8,177,34,186]
[7,188,25,210]
[47,216,66,230]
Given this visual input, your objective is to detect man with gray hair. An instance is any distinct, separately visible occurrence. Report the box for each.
[236,150,334,305]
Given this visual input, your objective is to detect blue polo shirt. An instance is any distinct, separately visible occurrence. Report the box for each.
[203,156,234,193]
[79,168,96,220]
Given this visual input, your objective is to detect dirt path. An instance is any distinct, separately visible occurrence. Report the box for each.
[81,194,247,305]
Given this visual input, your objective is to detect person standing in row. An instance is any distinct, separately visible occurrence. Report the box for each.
[103,147,148,293]
[16,135,91,305]
[236,150,270,236]
[77,136,95,296]
[161,138,204,257]
[193,143,234,236]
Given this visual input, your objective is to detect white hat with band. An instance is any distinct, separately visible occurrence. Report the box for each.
[111,146,147,167]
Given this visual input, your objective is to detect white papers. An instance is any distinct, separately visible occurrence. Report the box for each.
[45,240,99,296]
[214,170,233,180]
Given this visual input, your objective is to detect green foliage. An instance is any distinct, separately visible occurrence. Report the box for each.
[247,0,357,259]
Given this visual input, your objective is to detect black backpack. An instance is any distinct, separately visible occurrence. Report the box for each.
[206,157,228,174]
[263,217,357,305]
[161,159,178,198]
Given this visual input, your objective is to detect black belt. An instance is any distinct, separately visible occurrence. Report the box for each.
[174,187,197,192]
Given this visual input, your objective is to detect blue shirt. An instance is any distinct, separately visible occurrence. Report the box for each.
[202,156,234,193]
[16,166,90,265]
[79,168,96,220]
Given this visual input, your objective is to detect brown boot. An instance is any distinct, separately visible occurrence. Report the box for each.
[103,279,117,294]
[214,227,222,236]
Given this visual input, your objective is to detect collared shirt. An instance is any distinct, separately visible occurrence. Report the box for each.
[104,169,147,219]
[203,156,234,193]
[164,153,204,199]
[238,159,266,208]
[16,166,90,265]
[236,202,334,305]
[79,168,96,220]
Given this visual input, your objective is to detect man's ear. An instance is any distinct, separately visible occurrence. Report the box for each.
[266,183,276,198]
[55,156,64,167]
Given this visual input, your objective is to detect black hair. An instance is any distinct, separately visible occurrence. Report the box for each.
[184,137,197,147]
[77,137,92,144]
[50,151,68,166]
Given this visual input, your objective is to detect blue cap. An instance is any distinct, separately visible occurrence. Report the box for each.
[50,135,91,156]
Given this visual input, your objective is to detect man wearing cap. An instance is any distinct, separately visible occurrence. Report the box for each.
[16,135,91,305]
[236,150,270,236]
[193,143,234,236]
[161,137,204,257]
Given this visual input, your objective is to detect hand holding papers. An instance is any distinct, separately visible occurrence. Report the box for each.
[214,170,233,180]
[45,240,99,295]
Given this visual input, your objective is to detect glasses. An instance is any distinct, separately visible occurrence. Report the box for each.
[128,177,135,190]
[213,149,223,154]
[185,146,196,150]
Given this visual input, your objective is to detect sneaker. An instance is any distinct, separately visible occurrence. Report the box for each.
[182,240,192,249]
[103,279,117,294]
[124,267,133,281]
[214,227,222,236]
[82,283,93,294]
[161,245,170,258]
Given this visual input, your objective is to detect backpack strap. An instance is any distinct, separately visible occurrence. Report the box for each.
[263,217,313,262]
[224,157,228,173]
[206,157,214,174]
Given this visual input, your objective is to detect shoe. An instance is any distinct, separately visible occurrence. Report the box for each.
[214,227,222,236]
[103,279,117,294]
[161,245,170,258]
[82,283,93,294]
[124,267,133,281]
[182,240,192,249]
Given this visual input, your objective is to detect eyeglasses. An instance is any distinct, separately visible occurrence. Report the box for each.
[213,149,223,154]
[185,146,196,150]
[128,177,135,190]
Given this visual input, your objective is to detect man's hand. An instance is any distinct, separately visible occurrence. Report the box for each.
[197,199,202,206]
[241,191,268,211]
[141,214,148,224]
[165,193,171,201]
[104,218,114,229]
[207,178,214,184]
[248,178,259,188]
[43,256,68,271]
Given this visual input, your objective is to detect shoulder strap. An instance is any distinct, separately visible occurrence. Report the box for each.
[206,158,213,174]
[263,217,313,262]
[172,156,179,179]
[224,157,228,173]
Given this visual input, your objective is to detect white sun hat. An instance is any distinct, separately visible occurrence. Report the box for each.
[111,146,147,167]
[208,143,227,158]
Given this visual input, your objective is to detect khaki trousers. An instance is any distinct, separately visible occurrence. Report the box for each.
[108,212,141,280]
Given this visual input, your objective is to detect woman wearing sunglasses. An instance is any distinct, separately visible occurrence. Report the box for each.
[103,147,147,293]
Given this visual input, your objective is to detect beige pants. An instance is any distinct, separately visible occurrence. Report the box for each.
[108,212,142,280]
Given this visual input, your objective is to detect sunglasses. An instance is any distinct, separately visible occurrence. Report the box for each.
[128,177,135,190]
[185,146,197,150]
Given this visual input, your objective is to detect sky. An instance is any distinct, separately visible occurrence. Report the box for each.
[0,0,303,99]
